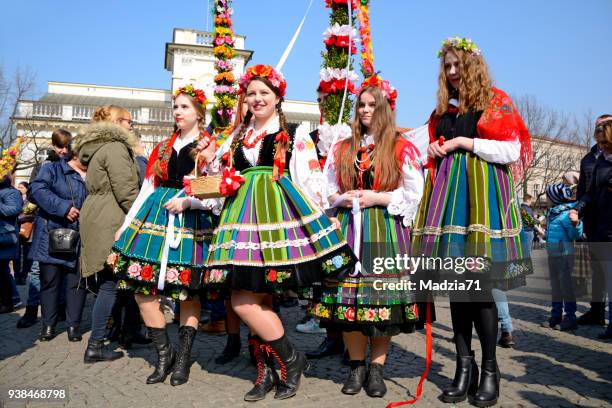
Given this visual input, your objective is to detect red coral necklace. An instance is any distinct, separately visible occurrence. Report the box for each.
[242,128,267,148]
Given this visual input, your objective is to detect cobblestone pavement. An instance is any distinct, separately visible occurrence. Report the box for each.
[1,250,611,408]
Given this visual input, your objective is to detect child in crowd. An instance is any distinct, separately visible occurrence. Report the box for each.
[543,184,583,331]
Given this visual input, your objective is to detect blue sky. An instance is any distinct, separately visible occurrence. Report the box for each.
[1,0,611,127]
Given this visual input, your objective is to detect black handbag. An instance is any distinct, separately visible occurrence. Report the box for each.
[48,175,79,256]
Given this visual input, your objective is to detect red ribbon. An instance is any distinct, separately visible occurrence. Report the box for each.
[385,302,433,408]
[272,131,289,181]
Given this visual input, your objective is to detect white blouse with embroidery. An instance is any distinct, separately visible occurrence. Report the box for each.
[209,115,327,208]
[325,134,425,227]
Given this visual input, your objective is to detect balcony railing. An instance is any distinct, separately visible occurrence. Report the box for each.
[32,103,62,118]
[72,105,95,121]
[16,101,173,125]
[149,108,174,123]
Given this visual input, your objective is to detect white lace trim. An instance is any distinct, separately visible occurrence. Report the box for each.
[214,209,323,233]
[207,241,347,267]
[208,224,336,251]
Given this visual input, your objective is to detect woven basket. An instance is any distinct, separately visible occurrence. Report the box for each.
[190,150,224,199]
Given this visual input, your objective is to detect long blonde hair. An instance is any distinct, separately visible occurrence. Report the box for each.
[335,86,402,192]
[436,48,493,115]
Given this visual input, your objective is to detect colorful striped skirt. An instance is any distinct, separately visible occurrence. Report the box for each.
[310,206,421,336]
[411,151,532,290]
[108,186,217,300]
[204,166,356,294]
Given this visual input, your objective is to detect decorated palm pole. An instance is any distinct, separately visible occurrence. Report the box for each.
[317,0,358,164]
[356,0,374,78]
[211,0,238,131]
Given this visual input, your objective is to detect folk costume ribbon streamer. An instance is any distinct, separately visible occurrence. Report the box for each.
[385,302,433,407]
[158,189,185,291]
[272,131,289,181]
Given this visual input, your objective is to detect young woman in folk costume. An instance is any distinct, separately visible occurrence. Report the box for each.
[199,64,356,401]
[310,77,425,398]
[411,38,532,407]
[108,85,221,386]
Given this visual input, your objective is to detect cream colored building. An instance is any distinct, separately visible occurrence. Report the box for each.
[12,28,320,182]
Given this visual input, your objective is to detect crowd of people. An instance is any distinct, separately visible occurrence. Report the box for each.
[0,36,610,407]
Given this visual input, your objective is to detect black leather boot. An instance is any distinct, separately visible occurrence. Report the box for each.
[364,362,387,398]
[441,351,479,403]
[170,326,196,386]
[247,333,256,366]
[119,330,152,350]
[39,325,56,341]
[83,339,124,363]
[244,336,278,401]
[469,358,500,407]
[215,333,241,364]
[17,305,38,328]
[146,327,175,384]
[67,326,82,342]
[265,335,309,400]
[341,360,366,395]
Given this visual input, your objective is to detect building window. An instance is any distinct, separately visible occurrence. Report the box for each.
[533,184,540,197]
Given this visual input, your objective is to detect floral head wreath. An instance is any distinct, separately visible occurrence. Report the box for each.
[174,84,207,107]
[360,75,398,111]
[0,138,22,180]
[238,64,287,97]
[437,36,482,58]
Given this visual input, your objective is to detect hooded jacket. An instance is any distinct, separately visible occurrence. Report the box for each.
[73,122,140,278]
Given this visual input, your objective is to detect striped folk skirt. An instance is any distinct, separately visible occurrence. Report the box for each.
[108,186,217,301]
[310,206,422,336]
[204,166,357,294]
[411,151,532,291]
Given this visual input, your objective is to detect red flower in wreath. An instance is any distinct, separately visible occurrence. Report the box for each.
[267,269,278,282]
[179,269,192,285]
[219,167,245,197]
[141,265,154,281]
[345,307,356,321]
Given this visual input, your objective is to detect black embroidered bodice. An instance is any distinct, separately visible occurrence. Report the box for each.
[232,125,297,172]
[167,141,197,182]
[436,110,483,140]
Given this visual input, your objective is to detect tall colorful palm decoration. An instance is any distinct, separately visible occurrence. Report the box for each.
[211,0,237,130]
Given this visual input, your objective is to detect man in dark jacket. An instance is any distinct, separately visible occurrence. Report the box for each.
[576,114,611,326]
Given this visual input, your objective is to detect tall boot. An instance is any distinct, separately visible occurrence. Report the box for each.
[469,358,500,407]
[441,351,479,403]
[215,333,241,364]
[170,326,197,386]
[265,335,309,400]
[146,327,175,384]
[244,336,279,401]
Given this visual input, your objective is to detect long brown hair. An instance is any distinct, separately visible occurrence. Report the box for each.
[229,78,288,154]
[153,92,207,178]
[336,86,402,192]
[435,48,493,115]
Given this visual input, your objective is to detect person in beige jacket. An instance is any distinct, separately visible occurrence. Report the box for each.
[74,105,140,363]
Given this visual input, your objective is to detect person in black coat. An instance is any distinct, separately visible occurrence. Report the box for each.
[576,114,611,326]
[573,118,612,339]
